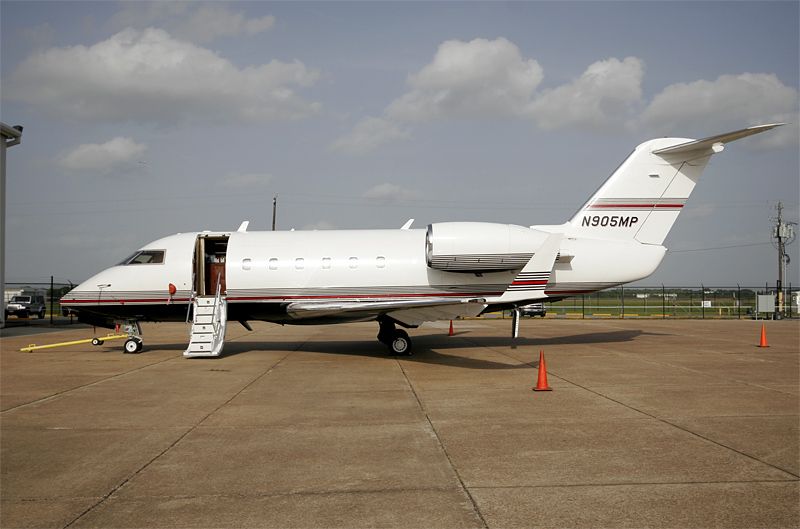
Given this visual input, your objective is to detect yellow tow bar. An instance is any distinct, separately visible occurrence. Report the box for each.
[20,334,129,353]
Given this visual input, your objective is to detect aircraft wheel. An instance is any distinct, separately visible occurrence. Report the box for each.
[91,338,104,346]
[124,338,142,354]
[390,330,413,356]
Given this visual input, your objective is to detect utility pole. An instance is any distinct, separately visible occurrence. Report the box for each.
[771,202,796,319]
[272,195,277,231]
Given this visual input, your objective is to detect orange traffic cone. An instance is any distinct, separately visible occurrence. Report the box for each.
[758,323,769,348]
[448,320,454,336]
[532,350,552,391]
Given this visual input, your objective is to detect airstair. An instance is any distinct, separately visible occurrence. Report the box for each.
[184,287,227,358]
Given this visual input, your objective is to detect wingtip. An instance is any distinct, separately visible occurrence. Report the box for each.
[749,122,786,130]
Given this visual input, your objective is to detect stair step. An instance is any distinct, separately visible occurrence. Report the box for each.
[184,298,227,358]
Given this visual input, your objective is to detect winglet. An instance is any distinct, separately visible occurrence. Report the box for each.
[401,219,414,230]
[237,221,250,232]
[652,123,784,155]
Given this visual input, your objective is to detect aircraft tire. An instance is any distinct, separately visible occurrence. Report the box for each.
[124,338,142,354]
[390,330,413,356]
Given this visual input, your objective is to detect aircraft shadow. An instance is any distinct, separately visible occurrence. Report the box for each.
[147,329,647,369]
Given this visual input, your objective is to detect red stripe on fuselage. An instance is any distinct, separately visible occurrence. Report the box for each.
[61,297,192,305]
[60,292,504,305]
[588,204,684,209]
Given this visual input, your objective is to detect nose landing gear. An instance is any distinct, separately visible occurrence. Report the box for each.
[377,319,413,356]
[123,337,143,354]
[119,321,144,354]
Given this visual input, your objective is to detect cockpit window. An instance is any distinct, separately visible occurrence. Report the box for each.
[119,250,165,265]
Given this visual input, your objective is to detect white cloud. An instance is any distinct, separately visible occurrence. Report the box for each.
[330,117,410,155]
[60,137,147,172]
[335,40,644,154]
[109,2,274,43]
[302,220,337,230]
[386,37,543,122]
[362,183,419,202]
[218,172,273,188]
[333,36,796,155]
[109,2,191,31]
[640,73,798,142]
[174,6,274,43]
[527,57,644,129]
[7,28,320,125]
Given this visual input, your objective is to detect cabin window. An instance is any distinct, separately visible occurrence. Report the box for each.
[242,258,251,271]
[269,258,278,270]
[348,257,358,269]
[322,257,331,269]
[376,256,386,268]
[295,258,305,270]
[120,250,165,265]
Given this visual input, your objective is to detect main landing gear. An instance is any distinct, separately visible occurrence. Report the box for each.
[377,319,413,356]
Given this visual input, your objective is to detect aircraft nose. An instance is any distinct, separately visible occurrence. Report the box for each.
[61,270,117,304]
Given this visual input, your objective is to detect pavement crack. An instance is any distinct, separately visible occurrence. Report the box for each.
[61,341,305,529]
[489,345,800,481]
[395,357,489,529]
[1,354,180,414]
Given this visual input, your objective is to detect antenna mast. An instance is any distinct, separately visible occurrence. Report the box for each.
[272,195,277,231]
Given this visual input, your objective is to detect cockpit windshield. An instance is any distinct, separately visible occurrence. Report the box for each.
[118,250,165,265]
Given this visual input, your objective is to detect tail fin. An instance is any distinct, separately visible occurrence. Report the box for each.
[568,124,783,245]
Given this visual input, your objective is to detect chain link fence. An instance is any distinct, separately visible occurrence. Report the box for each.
[539,285,798,319]
[4,279,78,325]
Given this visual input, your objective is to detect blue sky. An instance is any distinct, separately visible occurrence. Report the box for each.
[1,1,798,286]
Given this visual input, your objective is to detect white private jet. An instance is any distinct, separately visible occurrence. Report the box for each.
[61,124,782,356]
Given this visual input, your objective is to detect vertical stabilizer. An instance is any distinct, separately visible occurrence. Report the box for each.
[568,124,783,245]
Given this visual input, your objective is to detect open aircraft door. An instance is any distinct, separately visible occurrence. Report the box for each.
[193,234,229,297]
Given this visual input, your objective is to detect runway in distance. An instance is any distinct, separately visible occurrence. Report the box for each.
[61,124,782,356]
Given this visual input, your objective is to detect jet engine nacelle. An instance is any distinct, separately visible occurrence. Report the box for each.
[425,222,549,273]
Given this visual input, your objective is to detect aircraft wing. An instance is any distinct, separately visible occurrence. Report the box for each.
[286,298,488,326]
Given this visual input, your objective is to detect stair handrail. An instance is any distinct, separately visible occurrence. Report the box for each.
[185,290,195,324]
[212,271,223,334]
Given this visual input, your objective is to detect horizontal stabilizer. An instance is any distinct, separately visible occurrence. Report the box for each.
[652,123,784,155]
